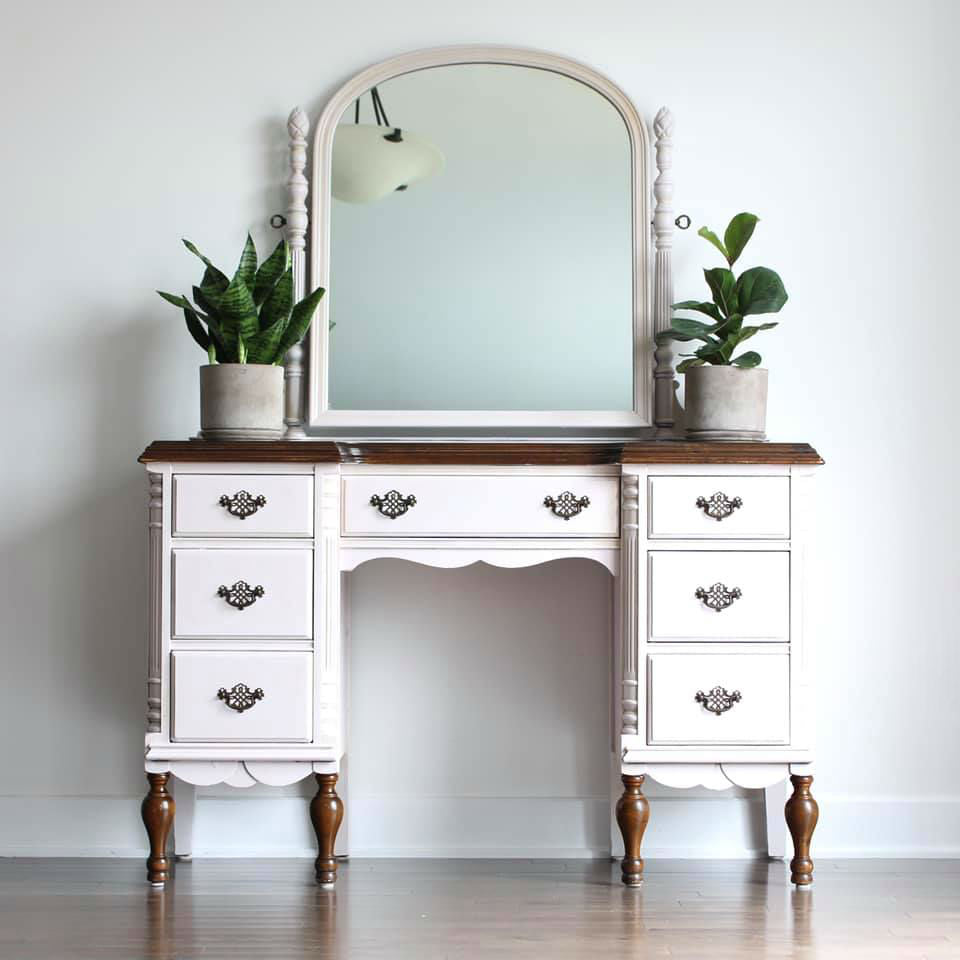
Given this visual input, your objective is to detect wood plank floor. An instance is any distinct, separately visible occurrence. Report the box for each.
[0,858,958,959]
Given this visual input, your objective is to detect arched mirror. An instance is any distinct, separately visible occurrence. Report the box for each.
[298,47,660,434]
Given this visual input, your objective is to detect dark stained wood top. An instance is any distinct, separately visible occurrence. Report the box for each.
[620,441,823,465]
[139,440,341,463]
[140,439,822,466]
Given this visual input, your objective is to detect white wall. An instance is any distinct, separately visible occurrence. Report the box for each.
[1,0,959,859]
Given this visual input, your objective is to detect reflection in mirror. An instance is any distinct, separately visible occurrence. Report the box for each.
[329,63,632,412]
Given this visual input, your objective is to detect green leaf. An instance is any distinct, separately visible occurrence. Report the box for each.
[157,290,192,310]
[714,312,744,340]
[183,307,209,352]
[253,240,290,309]
[656,329,697,344]
[206,344,217,364]
[193,285,221,320]
[246,313,289,364]
[697,226,728,262]
[217,274,259,348]
[235,233,257,290]
[723,213,758,267]
[732,351,762,368]
[200,265,229,296]
[182,239,230,290]
[259,266,294,333]
[736,266,788,315]
[275,285,326,360]
[671,317,719,342]
[733,322,778,346]
[704,267,737,316]
[694,339,724,359]
[672,300,723,323]
[677,357,707,373]
[237,333,248,364]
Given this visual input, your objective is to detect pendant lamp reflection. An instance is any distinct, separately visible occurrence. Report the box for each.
[332,86,444,204]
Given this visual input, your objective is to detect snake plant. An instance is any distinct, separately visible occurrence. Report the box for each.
[657,213,787,372]
[157,235,325,365]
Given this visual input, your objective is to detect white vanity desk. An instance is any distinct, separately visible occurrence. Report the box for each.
[139,43,824,890]
[139,439,822,889]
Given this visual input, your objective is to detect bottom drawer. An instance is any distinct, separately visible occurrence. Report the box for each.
[171,651,312,742]
[648,652,789,745]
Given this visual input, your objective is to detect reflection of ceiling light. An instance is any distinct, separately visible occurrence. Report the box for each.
[332,86,444,204]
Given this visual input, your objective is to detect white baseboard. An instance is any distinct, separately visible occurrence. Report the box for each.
[1,794,958,859]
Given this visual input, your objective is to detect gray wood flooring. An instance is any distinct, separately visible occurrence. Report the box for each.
[1,857,958,959]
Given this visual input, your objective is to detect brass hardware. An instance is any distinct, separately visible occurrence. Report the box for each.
[217,580,265,610]
[696,492,742,521]
[695,686,742,715]
[695,582,742,611]
[217,683,264,713]
[370,490,417,519]
[543,491,591,520]
[218,490,267,519]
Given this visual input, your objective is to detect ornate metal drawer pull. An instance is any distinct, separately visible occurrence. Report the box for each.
[370,490,417,519]
[695,582,742,611]
[218,490,267,519]
[695,686,742,716]
[543,491,590,520]
[217,683,264,713]
[217,580,265,610]
[696,492,742,521]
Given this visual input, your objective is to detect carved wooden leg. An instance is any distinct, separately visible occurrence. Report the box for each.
[310,773,344,888]
[616,773,650,887]
[141,772,175,886]
[785,774,819,886]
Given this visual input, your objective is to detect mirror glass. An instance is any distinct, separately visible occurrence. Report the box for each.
[328,63,632,411]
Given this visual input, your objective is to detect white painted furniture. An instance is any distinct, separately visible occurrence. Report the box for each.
[139,45,822,892]
[140,442,822,889]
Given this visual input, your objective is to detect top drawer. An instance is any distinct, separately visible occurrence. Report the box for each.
[648,476,790,539]
[342,474,619,537]
[174,474,314,538]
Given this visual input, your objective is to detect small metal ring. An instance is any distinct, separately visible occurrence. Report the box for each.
[270,214,287,229]
[675,214,691,230]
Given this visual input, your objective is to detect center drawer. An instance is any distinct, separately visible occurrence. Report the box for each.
[649,551,789,642]
[172,548,312,639]
[341,474,619,537]
[171,651,312,742]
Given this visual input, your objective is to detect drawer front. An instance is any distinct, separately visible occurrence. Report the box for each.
[174,474,313,537]
[173,548,312,638]
[342,475,619,537]
[649,551,789,641]
[648,653,789,744]
[648,476,790,539]
[171,651,312,742]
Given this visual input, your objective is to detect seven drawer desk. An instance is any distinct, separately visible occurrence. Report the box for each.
[138,440,823,888]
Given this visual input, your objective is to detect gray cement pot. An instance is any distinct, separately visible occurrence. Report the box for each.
[199,364,284,440]
[684,365,768,441]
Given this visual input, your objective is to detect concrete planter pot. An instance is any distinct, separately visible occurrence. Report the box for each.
[199,364,284,440]
[684,365,768,441]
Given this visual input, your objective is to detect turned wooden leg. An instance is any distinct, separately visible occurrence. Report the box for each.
[785,774,819,886]
[141,772,175,886]
[310,773,344,888]
[616,773,650,887]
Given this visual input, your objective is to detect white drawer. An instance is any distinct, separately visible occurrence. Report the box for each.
[648,652,789,744]
[342,475,619,537]
[174,474,313,537]
[171,651,312,742]
[172,549,312,639]
[649,551,789,642]
[648,476,790,539]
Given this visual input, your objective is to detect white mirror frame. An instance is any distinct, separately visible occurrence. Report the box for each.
[281,45,677,437]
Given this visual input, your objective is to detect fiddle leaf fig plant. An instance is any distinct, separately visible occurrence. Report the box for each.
[157,235,326,365]
[657,212,787,373]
